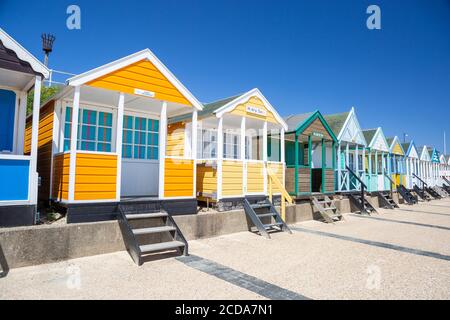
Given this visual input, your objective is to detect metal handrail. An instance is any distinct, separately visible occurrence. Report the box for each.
[346,165,366,201]
[413,173,427,190]
[443,176,450,186]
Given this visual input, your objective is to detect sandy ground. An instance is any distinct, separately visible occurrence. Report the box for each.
[1,199,450,300]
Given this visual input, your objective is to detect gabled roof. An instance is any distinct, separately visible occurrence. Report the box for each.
[402,140,419,158]
[0,28,50,78]
[419,145,431,161]
[324,107,367,145]
[169,88,288,129]
[430,147,441,163]
[362,127,389,151]
[386,136,405,155]
[284,110,338,142]
[67,49,203,110]
[324,111,349,137]
[362,129,377,145]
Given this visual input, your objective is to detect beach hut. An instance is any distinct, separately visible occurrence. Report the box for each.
[401,140,420,189]
[386,136,406,188]
[361,128,390,193]
[32,49,202,223]
[0,28,49,226]
[324,107,367,193]
[430,147,441,187]
[173,88,289,211]
[418,146,432,186]
[284,111,338,197]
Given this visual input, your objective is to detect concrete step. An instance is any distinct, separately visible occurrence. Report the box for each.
[126,212,167,220]
[133,226,176,235]
[140,241,185,254]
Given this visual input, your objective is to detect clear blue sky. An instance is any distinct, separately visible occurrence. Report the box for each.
[1,0,449,151]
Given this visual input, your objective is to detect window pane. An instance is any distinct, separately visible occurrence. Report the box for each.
[98,112,112,126]
[65,107,72,122]
[134,146,146,159]
[97,143,111,152]
[64,139,71,151]
[134,131,146,145]
[124,115,133,129]
[98,127,112,142]
[135,117,147,131]
[82,109,97,125]
[123,130,132,144]
[81,125,96,140]
[64,123,71,138]
[123,145,132,158]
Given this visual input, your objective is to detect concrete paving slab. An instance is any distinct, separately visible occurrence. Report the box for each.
[1,199,449,300]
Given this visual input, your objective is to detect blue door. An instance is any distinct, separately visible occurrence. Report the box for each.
[0,89,16,152]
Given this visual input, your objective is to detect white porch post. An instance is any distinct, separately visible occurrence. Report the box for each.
[241,117,246,194]
[158,102,167,198]
[362,146,366,185]
[68,86,80,202]
[115,93,125,201]
[192,109,198,198]
[217,117,223,200]
[29,76,42,205]
[280,128,285,186]
[345,143,350,189]
[17,92,27,155]
[355,145,359,177]
[337,143,342,191]
[263,121,268,194]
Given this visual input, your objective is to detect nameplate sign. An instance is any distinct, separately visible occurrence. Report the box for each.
[312,132,324,138]
[134,89,155,98]
[246,105,267,116]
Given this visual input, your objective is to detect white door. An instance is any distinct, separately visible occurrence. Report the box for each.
[121,159,159,197]
[120,113,160,197]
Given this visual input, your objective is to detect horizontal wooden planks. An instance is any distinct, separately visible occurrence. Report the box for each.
[86,59,192,106]
[74,153,117,201]
[166,122,185,157]
[298,167,311,193]
[247,162,264,193]
[301,117,332,141]
[52,153,70,201]
[229,96,280,125]
[222,160,243,196]
[164,158,194,197]
[196,161,217,197]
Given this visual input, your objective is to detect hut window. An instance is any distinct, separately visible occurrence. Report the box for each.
[64,106,113,152]
[223,131,240,159]
[121,115,159,160]
[197,128,217,159]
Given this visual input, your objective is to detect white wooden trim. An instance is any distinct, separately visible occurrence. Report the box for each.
[263,121,268,194]
[345,143,350,188]
[280,128,285,187]
[192,109,198,198]
[0,28,50,78]
[240,117,247,194]
[66,49,203,110]
[214,88,288,130]
[49,100,62,198]
[29,76,42,205]
[16,92,27,155]
[68,86,80,202]
[115,93,125,201]
[158,102,167,198]
[0,154,31,160]
[12,93,19,154]
[217,117,223,200]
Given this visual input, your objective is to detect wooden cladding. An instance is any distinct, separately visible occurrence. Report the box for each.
[52,153,70,201]
[164,158,194,197]
[298,167,311,193]
[300,118,332,140]
[196,161,217,198]
[74,153,118,201]
[86,59,192,106]
[166,122,185,157]
[324,168,335,193]
[222,160,243,196]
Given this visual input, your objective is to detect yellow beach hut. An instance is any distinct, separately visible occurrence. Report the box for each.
[171,88,289,212]
[31,49,203,223]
